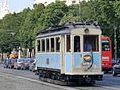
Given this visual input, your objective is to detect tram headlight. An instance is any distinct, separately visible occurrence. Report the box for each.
[83,55,92,62]
[84,28,89,33]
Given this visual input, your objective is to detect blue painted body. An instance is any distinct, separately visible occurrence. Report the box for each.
[36,53,61,70]
[73,52,101,68]
[73,53,83,68]
[36,52,101,74]
[64,52,101,73]
[65,53,72,73]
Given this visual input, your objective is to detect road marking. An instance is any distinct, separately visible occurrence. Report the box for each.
[0,72,78,90]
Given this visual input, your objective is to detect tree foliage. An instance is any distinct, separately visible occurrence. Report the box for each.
[0,0,120,56]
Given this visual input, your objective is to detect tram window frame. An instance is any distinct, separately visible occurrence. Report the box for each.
[50,38,54,52]
[83,35,99,52]
[74,36,80,52]
[66,35,71,52]
[56,37,60,52]
[46,38,49,52]
[37,40,40,52]
[41,39,45,52]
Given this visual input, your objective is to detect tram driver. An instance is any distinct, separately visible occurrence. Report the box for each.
[84,40,92,51]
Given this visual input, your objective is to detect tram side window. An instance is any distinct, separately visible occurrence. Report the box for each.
[42,39,45,52]
[46,39,49,52]
[51,38,54,52]
[74,36,80,52]
[84,35,99,52]
[37,40,40,52]
[66,35,71,52]
[56,37,60,52]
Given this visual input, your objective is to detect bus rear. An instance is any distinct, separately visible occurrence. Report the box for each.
[101,36,112,71]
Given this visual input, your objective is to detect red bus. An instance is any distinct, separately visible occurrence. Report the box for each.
[101,36,112,71]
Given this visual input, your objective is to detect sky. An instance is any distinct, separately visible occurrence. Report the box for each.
[1,0,34,13]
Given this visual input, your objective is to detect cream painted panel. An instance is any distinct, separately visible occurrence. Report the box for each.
[71,28,101,35]
[60,35,65,74]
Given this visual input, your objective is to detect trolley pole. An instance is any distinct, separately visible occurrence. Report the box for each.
[114,26,117,61]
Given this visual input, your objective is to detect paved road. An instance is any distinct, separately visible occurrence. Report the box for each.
[0,65,120,90]
[0,72,71,90]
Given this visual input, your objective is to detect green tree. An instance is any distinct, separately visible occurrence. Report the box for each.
[0,29,13,53]
[60,1,95,25]
[60,4,80,25]
[17,8,32,48]
[36,1,68,30]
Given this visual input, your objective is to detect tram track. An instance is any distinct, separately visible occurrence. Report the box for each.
[0,67,120,90]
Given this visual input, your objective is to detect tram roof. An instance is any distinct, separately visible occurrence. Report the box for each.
[37,22,101,38]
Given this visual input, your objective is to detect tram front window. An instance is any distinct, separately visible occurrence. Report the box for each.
[84,35,99,52]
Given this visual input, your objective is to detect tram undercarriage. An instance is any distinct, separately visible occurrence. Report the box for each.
[37,67,102,85]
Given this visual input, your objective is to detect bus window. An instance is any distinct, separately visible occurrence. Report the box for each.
[84,35,99,52]
[51,38,54,52]
[56,37,60,52]
[66,35,71,52]
[46,39,49,52]
[42,39,45,52]
[37,40,40,52]
[74,36,80,52]
[102,41,110,51]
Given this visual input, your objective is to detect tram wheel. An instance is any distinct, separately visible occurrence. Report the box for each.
[84,77,95,85]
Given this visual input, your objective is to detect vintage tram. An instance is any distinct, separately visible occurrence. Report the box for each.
[35,22,103,85]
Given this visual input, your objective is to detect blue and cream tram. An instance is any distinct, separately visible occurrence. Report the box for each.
[35,22,103,85]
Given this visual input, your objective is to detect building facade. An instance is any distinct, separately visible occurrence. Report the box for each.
[34,0,89,6]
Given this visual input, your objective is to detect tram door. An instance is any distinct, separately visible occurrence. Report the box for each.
[64,35,82,74]
[73,35,83,69]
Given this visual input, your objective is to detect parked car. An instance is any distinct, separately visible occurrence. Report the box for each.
[3,59,10,68]
[20,58,34,70]
[112,59,117,66]
[14,58,24,69]
[112,60,120,76]
[29,59,36,72]
[8,59,17,69]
